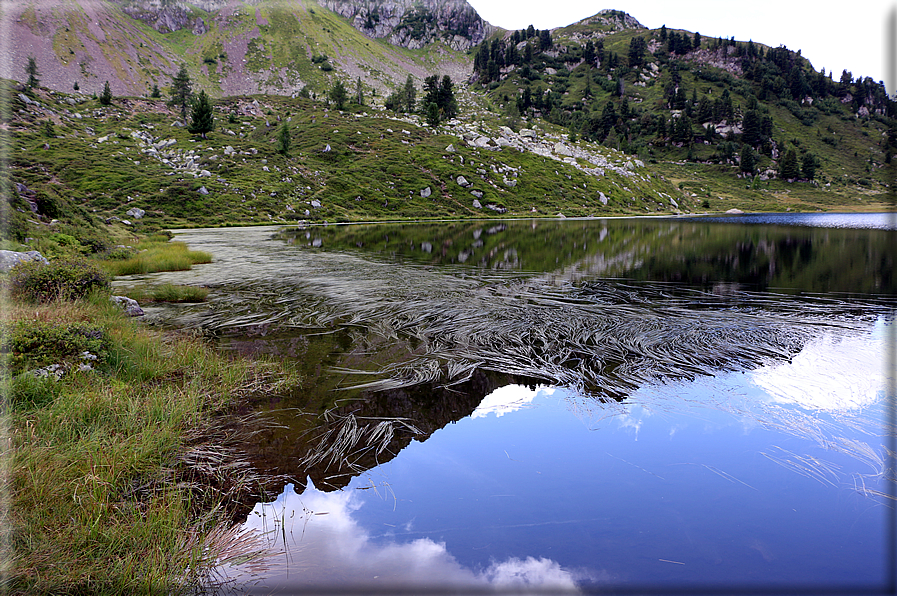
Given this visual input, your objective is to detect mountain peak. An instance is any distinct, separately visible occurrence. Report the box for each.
[571,9,645,32]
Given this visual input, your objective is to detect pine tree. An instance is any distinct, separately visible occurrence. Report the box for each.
[188,89,214,139]
[801,152,818,179]
[741,109,761,146]
[99,81,113,105]
[26,56,40,89]
[169,65,193,119]
[740,143,755,174]
[403,75,416,112]
[355,77,364,105]
[276,122,291,156]
[779,148,800,180]
[329,80,347,110]
[150,83,161,98]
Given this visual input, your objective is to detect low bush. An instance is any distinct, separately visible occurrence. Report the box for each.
[0,319,109,374]
[9,258,111,302]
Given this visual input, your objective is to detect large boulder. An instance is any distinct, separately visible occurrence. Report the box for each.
[0,250,48,273]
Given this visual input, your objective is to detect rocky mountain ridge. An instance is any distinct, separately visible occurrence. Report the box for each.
[317,0,492,50]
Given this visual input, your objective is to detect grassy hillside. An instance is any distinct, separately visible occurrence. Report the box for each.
[473,10,895,209]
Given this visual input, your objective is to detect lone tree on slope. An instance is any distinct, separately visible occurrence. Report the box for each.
[25,56,40,89]
[169,65,193,120]
[188,90,214,139]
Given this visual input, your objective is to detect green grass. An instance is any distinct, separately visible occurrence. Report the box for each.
[101,241,212,276]
[120,282,210,303]
[2,296,299,594]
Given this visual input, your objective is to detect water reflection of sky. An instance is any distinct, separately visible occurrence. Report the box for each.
[221,320,893,594]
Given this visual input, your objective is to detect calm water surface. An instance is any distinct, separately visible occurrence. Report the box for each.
[123,215,896,594]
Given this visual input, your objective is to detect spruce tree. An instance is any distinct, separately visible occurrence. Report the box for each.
[779,148,800,180]
[26,56,40,89]
[150,83,161,98]
[188,89,214,139]
[99,81,113,105]
[740,143,755,174]
[402,75,416,112]
[801,152,818,179]
[355,77,364,105]
[169,65,193,120]
[276,122,291,156]
[329,80,347,110]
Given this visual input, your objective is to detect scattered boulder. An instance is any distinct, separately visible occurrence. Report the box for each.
[420,187,432,198]
[456,175,470,187]
[445,144,456,153]
[725,208,744,214]
[470,190,483,199]
[311,199,322,208]
[0,250,49,272]
[322,144,332,152]
[110,295,144,317]
[472,199,482,209]
[126,207,145,219]
[197,186,209,195]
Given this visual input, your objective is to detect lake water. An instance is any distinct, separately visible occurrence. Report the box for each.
[125,214,896,594]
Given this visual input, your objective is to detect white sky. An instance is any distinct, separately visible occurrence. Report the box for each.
[466,0,896,94]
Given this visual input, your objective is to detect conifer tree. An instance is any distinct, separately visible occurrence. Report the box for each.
[329,80,347,110]
[169,65,193,119]
[801,152,818,179]
[276,122,291,156]
[150,83,161,98]
[26,56,40,89]
[188,89,214,139]
[740,143,755,174]
[779,148,800,180]
[355,77,364,105]
[99,81,113,105]
[403,75,416,112]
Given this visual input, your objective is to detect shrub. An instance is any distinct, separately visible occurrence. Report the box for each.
[9,258,111,302]
[1,320,108,375]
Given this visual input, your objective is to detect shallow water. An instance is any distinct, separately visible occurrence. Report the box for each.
[122,215,896,594]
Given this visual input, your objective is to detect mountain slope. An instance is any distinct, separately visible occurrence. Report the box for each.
[0,0,478,98]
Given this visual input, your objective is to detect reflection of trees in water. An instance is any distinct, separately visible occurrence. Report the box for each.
[279,220,895,294]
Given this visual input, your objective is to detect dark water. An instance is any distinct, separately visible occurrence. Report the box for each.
[122,215,896,594]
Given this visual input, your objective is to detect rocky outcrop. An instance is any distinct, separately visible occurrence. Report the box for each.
[318,0,491,50]
[0,250,49,272]
[111,0,221,34]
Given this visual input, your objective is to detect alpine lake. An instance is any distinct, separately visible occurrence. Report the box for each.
[119,213,896,595]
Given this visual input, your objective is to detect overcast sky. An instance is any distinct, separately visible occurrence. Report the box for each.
[466,0,896,94]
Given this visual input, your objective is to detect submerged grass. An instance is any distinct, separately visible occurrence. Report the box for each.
[120,282,210,303]
[1,295,299,594]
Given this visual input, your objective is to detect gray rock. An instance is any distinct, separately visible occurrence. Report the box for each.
[472,199,482,209]
[126,207,145,219]
[197,186,209,195]
[486,204,506,213]
[311,199,322,208]
[470,190,483,199]
[110,295,144,317]
[322,144,331,152]
[0,250,49,272]
[599,192,609,206]
[456,175,470,187]
[445,144,456,153]
[420,186,432,198]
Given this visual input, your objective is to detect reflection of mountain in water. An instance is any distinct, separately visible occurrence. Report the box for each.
[279,218,895,295]
[137,222,894,516]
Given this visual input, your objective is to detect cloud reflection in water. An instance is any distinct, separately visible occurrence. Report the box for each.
[219,480,582,594]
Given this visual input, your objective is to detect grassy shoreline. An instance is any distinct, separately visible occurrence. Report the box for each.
[1,288,298,594]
